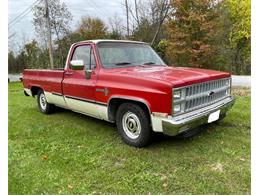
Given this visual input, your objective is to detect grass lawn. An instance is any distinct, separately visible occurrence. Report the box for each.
[8,82,251,194]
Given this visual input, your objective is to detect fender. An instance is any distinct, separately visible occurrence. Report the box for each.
[108,95,152,114]
[28,84,43,97]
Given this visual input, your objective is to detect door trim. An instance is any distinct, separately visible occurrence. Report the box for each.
[64,95,107,106]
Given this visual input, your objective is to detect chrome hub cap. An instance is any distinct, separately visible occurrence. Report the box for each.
[39,93,47,110]
[122,112,141,139]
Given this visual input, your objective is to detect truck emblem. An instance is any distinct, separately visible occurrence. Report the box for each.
[96,88,109,96]
[208,91,215,96]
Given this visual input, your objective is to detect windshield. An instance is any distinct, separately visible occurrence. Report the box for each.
[97,42,166,68]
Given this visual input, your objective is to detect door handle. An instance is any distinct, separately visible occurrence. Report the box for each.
[65,72,73,76]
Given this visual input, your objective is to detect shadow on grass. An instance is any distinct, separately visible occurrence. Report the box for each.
[48,107,222,148]
[53,106,116,128]
[149,126,209,147]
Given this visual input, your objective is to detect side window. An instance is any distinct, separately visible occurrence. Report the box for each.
[71,45,96,70]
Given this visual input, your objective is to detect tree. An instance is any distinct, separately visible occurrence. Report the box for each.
[226,0,251,74]
[150,0,170,45]
[23,40,41,69]
[8,51,16,73]
[206,2,232,72]
[8,49,27,73]
[21,40,49,69]
[166,0,218,68]
[77,16,108,40]
[125,0,170,45]
[33,0,72,67]
[108,14,124,39]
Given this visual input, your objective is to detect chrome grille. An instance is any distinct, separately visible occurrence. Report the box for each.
[185,79,228,97]
[173,78,231,116]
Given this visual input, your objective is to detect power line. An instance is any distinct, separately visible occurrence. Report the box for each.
[71,8,105,19]
[8,0,42,28]
[8,32,16,39]
[9,0,41,25]
[70,0,112,20]
[88,0,111,16]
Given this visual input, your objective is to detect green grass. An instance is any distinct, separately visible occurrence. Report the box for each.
[8,82,250,194]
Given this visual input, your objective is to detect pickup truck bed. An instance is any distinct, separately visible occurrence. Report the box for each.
[23,69,65,95]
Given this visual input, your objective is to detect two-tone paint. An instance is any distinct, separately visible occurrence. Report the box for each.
[23,40,232,133]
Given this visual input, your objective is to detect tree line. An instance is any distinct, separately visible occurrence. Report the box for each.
[8,0,251,75]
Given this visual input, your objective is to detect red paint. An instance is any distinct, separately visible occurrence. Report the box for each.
[23,40,231,115]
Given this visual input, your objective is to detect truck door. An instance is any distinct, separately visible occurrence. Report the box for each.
[62,43,99,117]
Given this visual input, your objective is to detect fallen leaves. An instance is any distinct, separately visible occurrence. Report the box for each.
[211,162,224,172]
[160,175,168,188]
[67,184,73,189]
[232,87,251,97]
[41,155,48,161]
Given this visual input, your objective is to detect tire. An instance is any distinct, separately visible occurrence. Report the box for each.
[37,90,55,114]
[116,102,152,147]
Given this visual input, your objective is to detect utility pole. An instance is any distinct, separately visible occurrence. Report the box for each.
[44,0,54,69]
[134,0,139,26]
[125,0,129,37]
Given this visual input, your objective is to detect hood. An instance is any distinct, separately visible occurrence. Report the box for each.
[108,65,231,87]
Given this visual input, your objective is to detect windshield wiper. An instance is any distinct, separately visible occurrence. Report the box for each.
[115,62,132,66]
[143,62,156,65]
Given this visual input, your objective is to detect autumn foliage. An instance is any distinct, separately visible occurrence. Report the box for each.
[166,0,218,68]
[8,0,251,75]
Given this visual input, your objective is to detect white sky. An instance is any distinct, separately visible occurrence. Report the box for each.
[8,0,126,51]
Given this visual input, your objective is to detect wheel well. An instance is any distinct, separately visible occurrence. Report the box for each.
[108,98,151,122]
[30,86,42,97]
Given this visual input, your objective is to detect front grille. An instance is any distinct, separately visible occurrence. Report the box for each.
[173,78,231,116]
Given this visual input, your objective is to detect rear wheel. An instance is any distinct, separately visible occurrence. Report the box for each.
[37,90,55,114]
[116,103,152,147]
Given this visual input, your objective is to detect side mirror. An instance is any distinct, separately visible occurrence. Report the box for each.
[70,60,84,70]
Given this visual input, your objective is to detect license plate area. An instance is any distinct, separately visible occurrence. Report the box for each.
[208,110,220,123]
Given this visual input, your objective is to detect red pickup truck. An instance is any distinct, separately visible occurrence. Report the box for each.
[23,40,235,147]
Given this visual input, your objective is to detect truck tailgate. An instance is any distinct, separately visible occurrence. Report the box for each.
[23,69,65,94]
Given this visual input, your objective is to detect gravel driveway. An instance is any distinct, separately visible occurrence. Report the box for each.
[231,75,251,87]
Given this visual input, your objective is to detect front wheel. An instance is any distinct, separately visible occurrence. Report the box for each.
[116,103,152,147]
[37,90,55,114]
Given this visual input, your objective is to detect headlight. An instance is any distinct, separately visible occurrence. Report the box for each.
[173,104,181,113]
[172,88,184,115]
[174,90,181,99]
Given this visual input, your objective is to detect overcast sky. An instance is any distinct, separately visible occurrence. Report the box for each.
[8,0,126,51]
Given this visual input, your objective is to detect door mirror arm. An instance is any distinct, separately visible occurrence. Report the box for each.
[85,69,92,79]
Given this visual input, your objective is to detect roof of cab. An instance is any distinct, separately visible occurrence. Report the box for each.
[76,39,149,45]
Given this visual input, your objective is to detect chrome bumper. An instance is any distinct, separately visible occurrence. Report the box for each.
[161,97,235,136]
